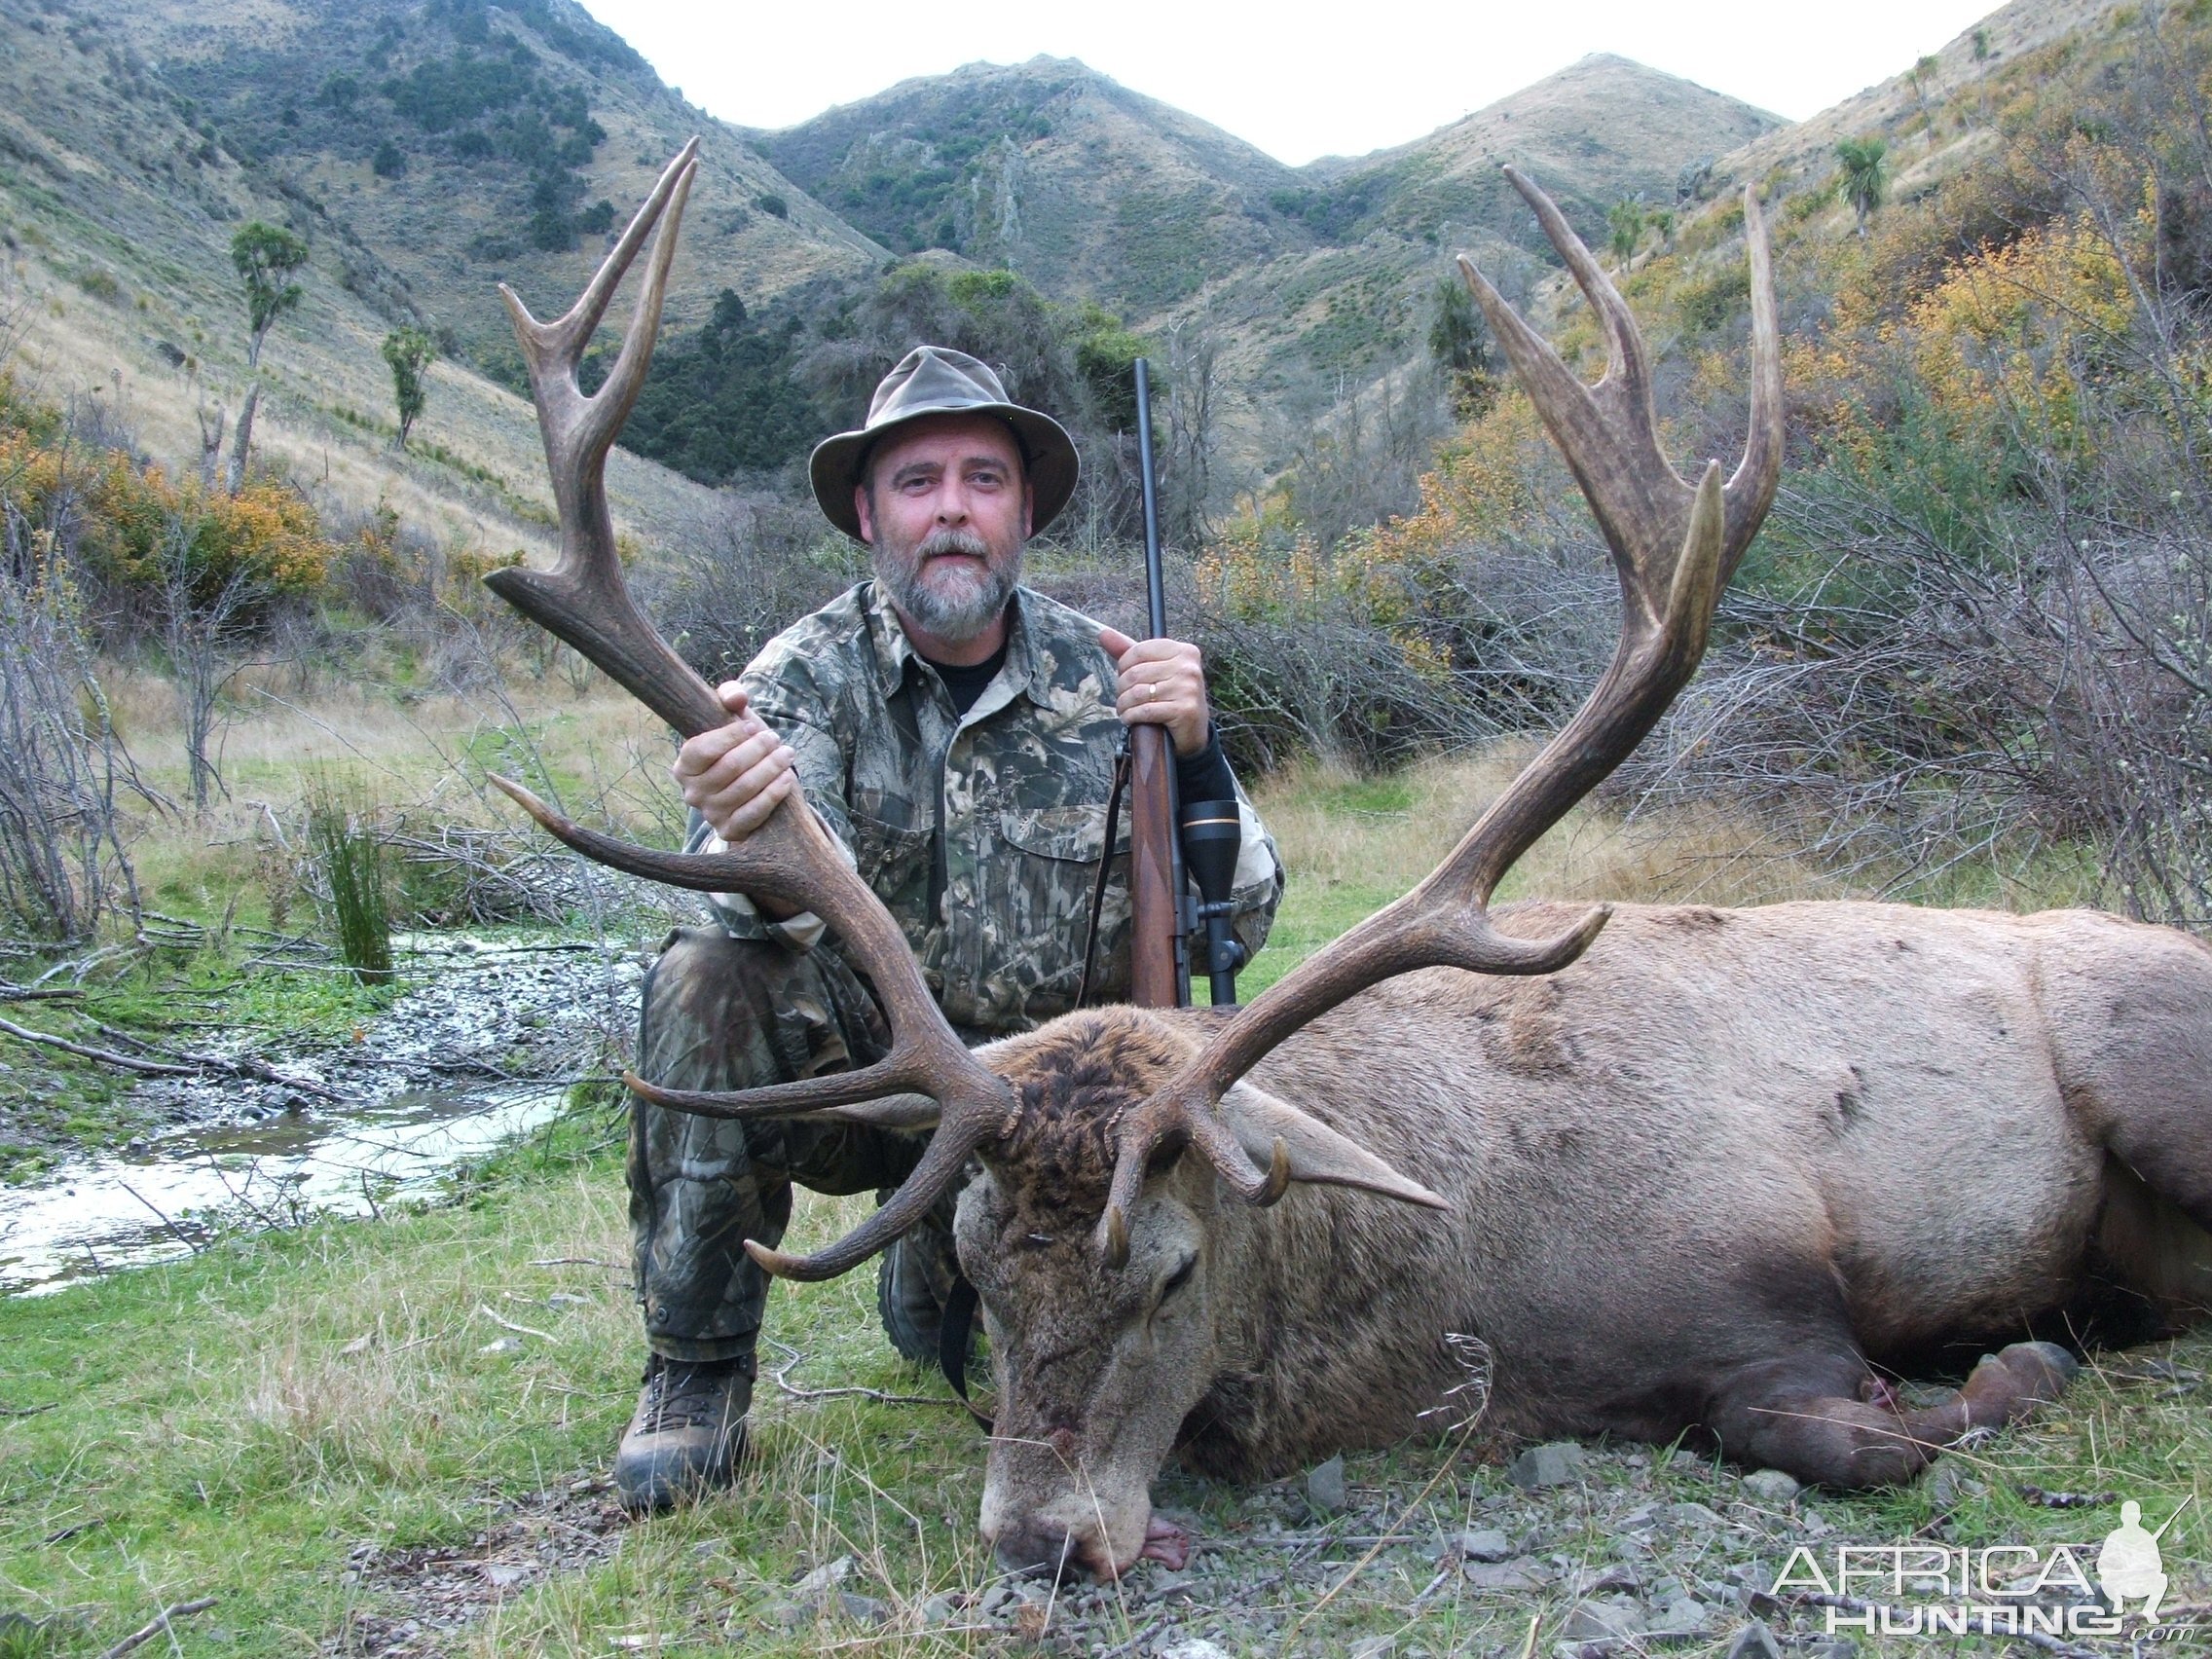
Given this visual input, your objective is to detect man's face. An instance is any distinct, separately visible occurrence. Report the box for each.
[856,414,1033,645]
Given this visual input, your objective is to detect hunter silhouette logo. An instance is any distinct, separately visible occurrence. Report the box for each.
[2098,1496,2191,1623]
[1772,1492,2196,1639]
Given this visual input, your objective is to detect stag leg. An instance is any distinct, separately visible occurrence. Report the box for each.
[1704,1342,2079,1489]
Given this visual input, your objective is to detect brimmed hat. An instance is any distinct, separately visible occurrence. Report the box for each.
[809,346,1079,541]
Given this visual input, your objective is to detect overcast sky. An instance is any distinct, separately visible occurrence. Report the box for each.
[574,1,2007,166]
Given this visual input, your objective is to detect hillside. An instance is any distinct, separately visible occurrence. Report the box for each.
[97,0,884,363]
[757,55,1302,315]
[0,0,722,561]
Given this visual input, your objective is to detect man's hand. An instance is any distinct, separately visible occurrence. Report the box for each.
[673,682,799,843]
[1100,626,1210,757]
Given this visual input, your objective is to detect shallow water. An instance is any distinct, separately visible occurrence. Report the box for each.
[0,931,645,1297]
[0,1085,567,1295]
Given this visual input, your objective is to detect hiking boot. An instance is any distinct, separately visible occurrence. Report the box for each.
[614,1351,754,1514]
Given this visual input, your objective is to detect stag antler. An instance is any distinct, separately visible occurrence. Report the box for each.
[1090,170,1785,1263]
[481,143,1018,1280]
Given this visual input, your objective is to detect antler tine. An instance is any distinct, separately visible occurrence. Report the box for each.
[744,1116,1002,1281]
[499,137,699,361]
[1093,171,1782,1261]
[1724,188,1785,570]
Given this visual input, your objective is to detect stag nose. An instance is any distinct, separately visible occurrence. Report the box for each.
[992,1518,1088,1582]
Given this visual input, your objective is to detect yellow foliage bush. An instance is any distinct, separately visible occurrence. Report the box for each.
[0,429,336,603]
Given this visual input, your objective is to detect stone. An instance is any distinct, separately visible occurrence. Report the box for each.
[1648,1597,1711,1639]
[480,1563,527,1589]
[793,1556,854,1596]
[920,1593,963,1628]
[1456,1527,1514,1562]
[1508,1442,1588,1489]
[834,1592,889,1626]
[1348,1640,1397,1659]
[1157,1641,1234,1659]
[1572,1563,1641,1597]
[1724,1621,1786,1659]
[1739,1468,1800,1504]
[1670,1501,1726,1530]
[476,1337,523,1355]
[1307,1454,1348,1515]
[1560,1598,1647,1641]
[1804,1641,1858,1659]
[1464,1558,1548,1592]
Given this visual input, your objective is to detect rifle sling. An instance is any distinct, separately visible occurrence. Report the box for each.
[1075,737,1132,1011]
[938,1276,992,1431]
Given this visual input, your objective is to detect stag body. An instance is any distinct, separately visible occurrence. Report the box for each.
[966,901,2212,1577]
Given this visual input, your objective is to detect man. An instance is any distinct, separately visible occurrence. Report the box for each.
[616,346,1283,1512]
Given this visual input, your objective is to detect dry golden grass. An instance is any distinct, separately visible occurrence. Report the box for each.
[1254,744,1850,913]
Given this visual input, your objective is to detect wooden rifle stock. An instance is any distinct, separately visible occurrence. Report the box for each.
[1127,359,1189,1009]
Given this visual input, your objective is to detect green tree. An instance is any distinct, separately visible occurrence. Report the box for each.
[230,222,309,369]
[1835,137,1890,238]
[1607,198,1645,267]
[381,327,435,450]
[1428,275,1496,420]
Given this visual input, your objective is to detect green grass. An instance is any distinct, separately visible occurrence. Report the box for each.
[4,774,2208,1653]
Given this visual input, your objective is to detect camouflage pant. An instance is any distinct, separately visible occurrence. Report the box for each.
[629,927,961,1363]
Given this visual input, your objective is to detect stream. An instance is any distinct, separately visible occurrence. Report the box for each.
[0,933,646,1297]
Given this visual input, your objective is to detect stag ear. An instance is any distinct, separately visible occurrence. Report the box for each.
[1218,1082,1449,1211]
[812,1092,942,1131]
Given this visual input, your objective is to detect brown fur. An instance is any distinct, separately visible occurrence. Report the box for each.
[956,901,2212,1578]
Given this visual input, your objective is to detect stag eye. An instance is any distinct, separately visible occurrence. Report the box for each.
[1160,1255,1197,1302]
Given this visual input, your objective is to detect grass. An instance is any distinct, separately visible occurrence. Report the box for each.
[6,748,2202,1653]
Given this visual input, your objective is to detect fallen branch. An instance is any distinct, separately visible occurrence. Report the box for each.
[764,1339,960,1409]
[0,1013,350,1101]
[99,1597,217,1659]
[0,1400,56,1418]
[478,1304,556,1343]
[531,1256,623,1270]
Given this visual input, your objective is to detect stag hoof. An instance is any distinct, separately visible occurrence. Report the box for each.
[614,1352,753,1514]
[1991,1340,2081,1408]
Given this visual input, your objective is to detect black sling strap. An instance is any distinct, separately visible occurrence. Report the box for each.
[938,1276,991,1431]
[1075,737,1132,1011]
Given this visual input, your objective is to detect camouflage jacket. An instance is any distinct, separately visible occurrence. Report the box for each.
[689,579,1282,1034]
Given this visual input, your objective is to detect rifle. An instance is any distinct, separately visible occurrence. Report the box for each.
[1126,359,1245,1010]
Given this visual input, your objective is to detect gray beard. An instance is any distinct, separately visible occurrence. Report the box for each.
[877,528,1017,644]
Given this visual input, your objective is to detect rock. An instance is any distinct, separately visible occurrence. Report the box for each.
[1157,1641,1234,1659]
[921,1593,963,1627]
[1457,1527,1514,1562]
[1804,1641,1857,1659]
[1508,1442,1587,1489]
[1307,1454,1348,1514]
[977,1584,1019,1616]
[1725,1622,1786,1659]
[1648,1597,1711,1639]
[1670,1500,1726,1530]
[793,1556,854,1596]
[1571,1563,1641,1597]
[476,1337,523,1355]
[1739,1468,1800,1504]
[480,1563,527,1589]
[1560,1597,1647,1641]
[1464,1558,1548,1592]
[834,1592,889,1625]
[1348,1640,1397,1659]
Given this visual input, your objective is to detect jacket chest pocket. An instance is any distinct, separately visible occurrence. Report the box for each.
[988,803,1131,992]
[849,809,932,925]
